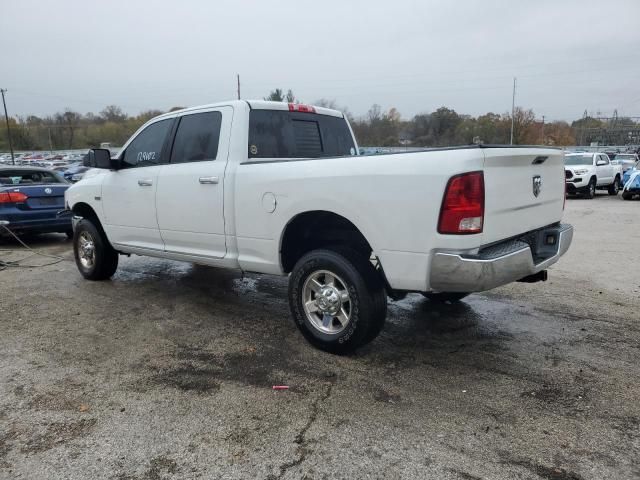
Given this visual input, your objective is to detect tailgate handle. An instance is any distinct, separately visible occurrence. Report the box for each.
[137,179,153,186]
[199,176,219,185]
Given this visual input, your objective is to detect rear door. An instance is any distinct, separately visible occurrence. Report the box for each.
[481,148,565,245]
[101,118,173,250]
[155,107,232,258]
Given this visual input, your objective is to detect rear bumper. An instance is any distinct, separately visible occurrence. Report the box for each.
[429,223,573,293]
[0,216,71,236]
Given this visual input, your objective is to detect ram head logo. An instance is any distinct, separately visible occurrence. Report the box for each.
[532,175,542,198]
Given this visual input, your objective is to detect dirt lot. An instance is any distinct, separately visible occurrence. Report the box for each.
[1,193,639,480]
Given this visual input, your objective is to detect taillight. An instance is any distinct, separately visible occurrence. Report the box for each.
[0,192,28,203]
[438,171,484,234]
[288,103,316,113]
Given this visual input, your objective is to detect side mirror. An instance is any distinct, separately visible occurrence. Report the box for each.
[596,160,607,166]
[85,148,116,169]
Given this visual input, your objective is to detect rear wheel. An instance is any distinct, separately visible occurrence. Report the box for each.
[608,177,620,195]
[73,218,118,280]
[422,292,469,303]
[288,248,387,354]
[622,192,633,200]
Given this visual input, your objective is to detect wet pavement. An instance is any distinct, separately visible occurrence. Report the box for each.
[0,194,639,479]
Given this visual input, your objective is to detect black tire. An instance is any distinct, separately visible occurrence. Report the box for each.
[622,192,633,200]
[584,179,596,199]
[73,218,118,280]
[608,177,620,195]
[421,292,469,303]
[65,229,74,240]
[288,248,387,354]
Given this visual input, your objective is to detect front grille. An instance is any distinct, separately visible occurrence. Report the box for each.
[565,170,573,179]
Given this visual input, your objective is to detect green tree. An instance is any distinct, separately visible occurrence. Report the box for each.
[264,88,285,102]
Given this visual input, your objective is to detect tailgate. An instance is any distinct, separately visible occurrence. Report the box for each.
[482,148,565,245]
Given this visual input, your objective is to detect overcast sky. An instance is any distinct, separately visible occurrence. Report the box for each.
[2,0,639,121]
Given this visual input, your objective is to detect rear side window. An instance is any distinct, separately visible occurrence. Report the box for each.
[171,112,222,163]
[248,110,356,159]
[122,119,172,168]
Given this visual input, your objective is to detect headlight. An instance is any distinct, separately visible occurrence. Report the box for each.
[574,168,589,175]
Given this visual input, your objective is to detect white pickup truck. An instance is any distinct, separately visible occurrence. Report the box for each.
[564,152,623,198]
[66,100,573,353]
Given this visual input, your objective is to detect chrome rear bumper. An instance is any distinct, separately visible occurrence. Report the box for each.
[429,224,573,293]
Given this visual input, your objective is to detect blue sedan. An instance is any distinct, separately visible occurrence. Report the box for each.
[621,161,640,200]
[0,167,72,238]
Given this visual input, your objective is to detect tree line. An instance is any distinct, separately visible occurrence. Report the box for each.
[0,90,635,151]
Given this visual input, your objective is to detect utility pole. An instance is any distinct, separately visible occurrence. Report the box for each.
[510,77,516,145]
[541,115,545,145]
[236,74,241,100]
[1,88,15,165]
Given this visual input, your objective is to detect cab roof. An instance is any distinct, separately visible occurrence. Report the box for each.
[155,100,344,120]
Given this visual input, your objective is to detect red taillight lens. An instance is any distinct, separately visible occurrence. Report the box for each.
[0,192,28,203]
[438,171,484,234]
[288,103,316,113]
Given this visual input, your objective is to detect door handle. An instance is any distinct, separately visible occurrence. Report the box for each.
[199,176,219,184]
[137,179,153,186]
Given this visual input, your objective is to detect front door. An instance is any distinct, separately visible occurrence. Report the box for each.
[101,118,173,251]
[596,154,613,185]
[156,107,232,258]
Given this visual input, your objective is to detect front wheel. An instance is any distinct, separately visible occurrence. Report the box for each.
[584,179,596,199]
[422,292,469,303]
[288,248,387,354]
[608,177,620,195]
[73,218,118,280]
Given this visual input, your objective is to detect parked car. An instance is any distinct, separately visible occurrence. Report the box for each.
[0,167,72,238]
[613,153,640,174]
[65,100,573,353]
[621,161,640,200]
[564,152,623,198]
[63,164,90,182]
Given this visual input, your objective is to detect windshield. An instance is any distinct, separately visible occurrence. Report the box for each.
[564,155,592,166]
[615,154,636,160]
[0,169,67,185]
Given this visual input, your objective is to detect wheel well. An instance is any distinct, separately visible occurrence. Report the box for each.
[71,202,99,223]
[71,202,110,243]
[590,175,597,183]
[280,211,373,273]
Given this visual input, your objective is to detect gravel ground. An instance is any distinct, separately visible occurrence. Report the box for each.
[0,193,639,480]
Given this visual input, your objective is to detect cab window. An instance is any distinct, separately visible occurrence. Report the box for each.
[170,112,222,163]
[121,119,172,168]
[248,110,355,159]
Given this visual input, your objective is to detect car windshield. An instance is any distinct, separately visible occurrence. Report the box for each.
[615,155,636,160]
[0,170,67,185]
[564,155,592,166]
